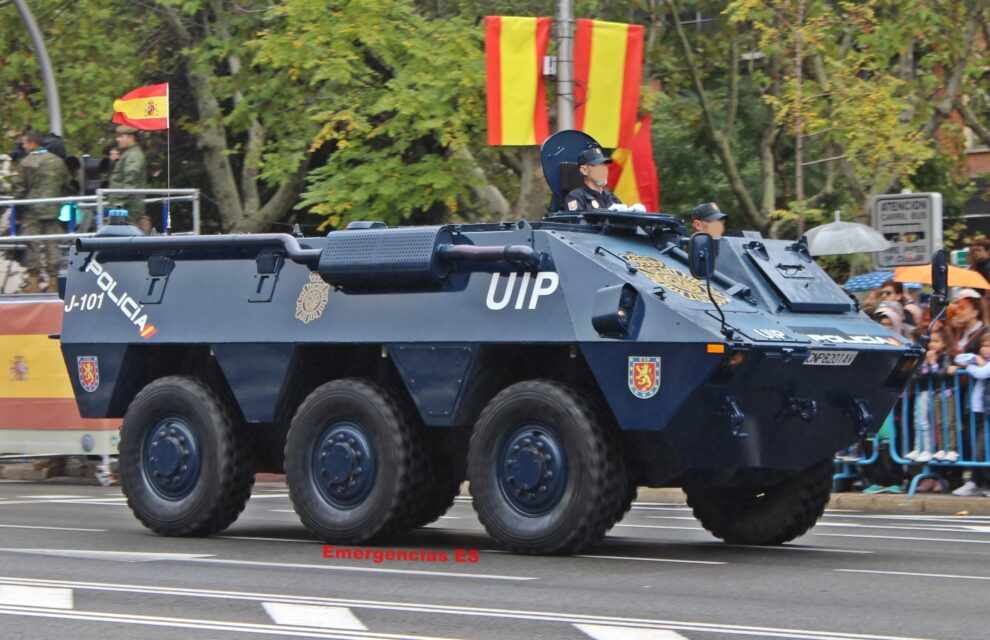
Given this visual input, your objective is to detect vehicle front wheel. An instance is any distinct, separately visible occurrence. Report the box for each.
[685,459,833,545]
[118,376,254,536]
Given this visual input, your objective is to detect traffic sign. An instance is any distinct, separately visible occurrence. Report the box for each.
[871,192,942,269]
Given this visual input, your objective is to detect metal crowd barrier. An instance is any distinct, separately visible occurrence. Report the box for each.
[1,190,200,294]
[834,371,990,496]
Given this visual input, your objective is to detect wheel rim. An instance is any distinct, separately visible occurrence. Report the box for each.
[142,417,202,500]
[497,424,567,516]
[312,422,377,508]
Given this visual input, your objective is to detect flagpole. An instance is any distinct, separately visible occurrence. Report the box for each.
[165,82,171,233]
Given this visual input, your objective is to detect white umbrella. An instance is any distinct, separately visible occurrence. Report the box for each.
[804,211,891,257]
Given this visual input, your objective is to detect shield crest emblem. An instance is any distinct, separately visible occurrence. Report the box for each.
[628,356,661,399]
[77,356,100,393]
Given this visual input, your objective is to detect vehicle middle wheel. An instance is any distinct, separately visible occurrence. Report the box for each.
[285,378,428,544]
[467,380,627,555]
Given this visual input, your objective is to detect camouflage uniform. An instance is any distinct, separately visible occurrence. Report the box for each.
[11,149,70,277]
[108,144,147,219]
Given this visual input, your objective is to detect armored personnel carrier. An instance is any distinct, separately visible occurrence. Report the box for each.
[58,131,935,554]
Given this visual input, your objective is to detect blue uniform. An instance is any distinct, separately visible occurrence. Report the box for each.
[564,185,622,212]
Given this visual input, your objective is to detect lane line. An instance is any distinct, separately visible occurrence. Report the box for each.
[0,576,937,640]
[0,604,454,640]
[613,524,701,531]
[264,603,368,630]
[0,585,72,609]
[0,524,107,532]
[575,554,724,565]
[577,624,689,640]
[813,532,990,545]
[837,569,990,582]
[0,548,533,581]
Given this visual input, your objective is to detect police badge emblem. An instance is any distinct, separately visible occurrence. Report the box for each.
[628,356,661,399]
[295,272,330,324]
[77,356,100,393]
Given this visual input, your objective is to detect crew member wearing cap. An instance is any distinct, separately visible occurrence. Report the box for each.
[690,202,727,238]
[108,124,148,229]
[564,147,622,212]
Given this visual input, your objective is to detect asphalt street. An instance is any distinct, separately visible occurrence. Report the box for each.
[0,481,988,640]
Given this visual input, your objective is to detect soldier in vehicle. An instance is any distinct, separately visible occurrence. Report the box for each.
[689,202,727,238]
[11,130,70,293]
[564,147,622,212]
[108,124,148,231]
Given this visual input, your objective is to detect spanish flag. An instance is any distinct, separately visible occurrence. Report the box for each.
[485,16,551,146]
[608,115,659,212]
[112,83,169,131]
[574,19,643,148]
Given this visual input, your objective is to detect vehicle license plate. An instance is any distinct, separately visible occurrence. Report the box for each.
[804,350,857,366]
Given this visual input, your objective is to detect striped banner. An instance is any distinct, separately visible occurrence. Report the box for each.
[112,83,169,131]
[485,16,552,146]
[574,19,643,148]
[0,300,119,442]
[608,115,659,212]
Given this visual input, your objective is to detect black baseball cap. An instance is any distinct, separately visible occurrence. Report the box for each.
[690,202,727,221]
[577,147,612,166]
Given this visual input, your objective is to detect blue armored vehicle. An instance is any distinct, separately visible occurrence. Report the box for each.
[58,132,933,554]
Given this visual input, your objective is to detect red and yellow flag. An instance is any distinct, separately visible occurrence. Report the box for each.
[112,83,169,131]
[608,115,659,212]
[485,16,551,146]
[574,19,643,148]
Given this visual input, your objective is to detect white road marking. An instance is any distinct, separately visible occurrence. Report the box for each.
[0,549,213,562]
[814,522,990,534]
[837,569,990,582]
[577,624,688,640]
[264,603,367,630]
[613,524,701,531]
[0,604,453,640]
[0,575,936,640]
[0,547,533,581]
[16,495,84,499]
[813,532,990,545]
[217,536,317,544]
[574,554,725,566]
[0,585,72,609]
[0,524,107,532]
[249,494,291,499]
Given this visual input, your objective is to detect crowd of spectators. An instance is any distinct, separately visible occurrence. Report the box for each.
[842,238,990,496]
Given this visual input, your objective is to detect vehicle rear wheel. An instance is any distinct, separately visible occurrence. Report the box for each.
[119,376,254,536]
[467,380,626,555]
[285,378,428,544]
[685,459,833,545]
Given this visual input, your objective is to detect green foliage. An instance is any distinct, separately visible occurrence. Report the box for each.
[251,0,486,228]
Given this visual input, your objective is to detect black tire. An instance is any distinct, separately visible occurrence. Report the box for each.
[685,459,833,545]
[285,378,428,544]
[118,375,254,536]
[467,380,627,555]
[409,455,461,528]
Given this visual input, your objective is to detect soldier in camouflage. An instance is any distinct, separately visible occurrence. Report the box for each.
[108,124,147,226]
[11,130,70,293]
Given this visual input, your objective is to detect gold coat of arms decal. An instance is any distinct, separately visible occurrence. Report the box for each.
[623,254,730,306]
[295,272,330,324]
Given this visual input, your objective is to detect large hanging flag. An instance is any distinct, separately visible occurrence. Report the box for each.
[574,19,643,148]
[608,115,659,212]
[112,83,169,131]
[485,16,551,146]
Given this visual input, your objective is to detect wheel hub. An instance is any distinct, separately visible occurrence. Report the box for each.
[313,423,376,508]
[499,426,567,515]
[143,418,201,500]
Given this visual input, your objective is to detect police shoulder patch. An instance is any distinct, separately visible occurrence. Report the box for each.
[567,200,578,211]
